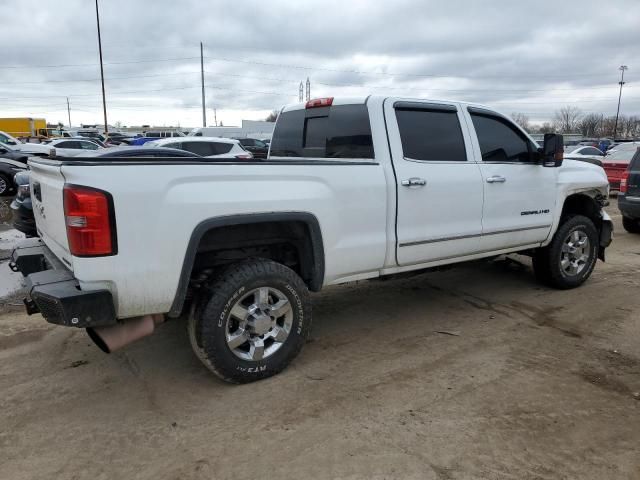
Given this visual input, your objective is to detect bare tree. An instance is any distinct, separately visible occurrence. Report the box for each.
[510,112,530,132]
[536,122,556,134]
[577,113,603,137]
[553,106,582,133]
[265,110,279,122]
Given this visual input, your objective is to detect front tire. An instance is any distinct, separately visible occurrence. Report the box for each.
[188,259,311,383]
[622,216,640,234]
[533,215,599,289]
[0,174,11,196]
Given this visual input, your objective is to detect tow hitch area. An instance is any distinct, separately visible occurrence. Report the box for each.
[23,298,39,315]
[10,238,117,328]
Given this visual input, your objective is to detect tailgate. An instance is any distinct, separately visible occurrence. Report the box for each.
[28,160,73,268]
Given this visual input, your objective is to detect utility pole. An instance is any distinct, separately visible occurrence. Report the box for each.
[299,81,304,102]
[95,0,108,136]
[613,65,628,140]
[305,77,311,101]
[213,108,217,127]
[200,42,207,127]
[66,97,71,128]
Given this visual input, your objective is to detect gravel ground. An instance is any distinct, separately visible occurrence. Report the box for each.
[0,202,639,480]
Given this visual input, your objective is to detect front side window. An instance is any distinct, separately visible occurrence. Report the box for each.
[80,141,99,150]
[470,112,533,163]
[56,141,75,148]
[270,104,374,159]
[395,105,467,161]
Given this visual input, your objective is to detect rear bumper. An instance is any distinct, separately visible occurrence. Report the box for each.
[9,238,117,328]
[618,194,640,219]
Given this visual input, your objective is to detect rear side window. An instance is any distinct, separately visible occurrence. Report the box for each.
[395,106,466,161]
[582,147,603,156]
[470,113,533,163]
[270,104,374,159]
[212,143,233,155]
[182,141,214,156]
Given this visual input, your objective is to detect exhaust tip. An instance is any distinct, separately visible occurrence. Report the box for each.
[86,327,111,353]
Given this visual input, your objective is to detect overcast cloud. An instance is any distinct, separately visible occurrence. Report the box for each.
[0,0,638,128]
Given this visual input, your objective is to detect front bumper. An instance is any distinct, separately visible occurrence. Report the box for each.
[10,238,117,328]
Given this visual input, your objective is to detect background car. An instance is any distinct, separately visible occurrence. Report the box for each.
[78,146,203,158]
[564,146,605,159]
[11,170,36,236]
[145,137,253,159]
[233,137,269,158]
[603,143,640,190]
[130,131,185,146]
[0,158,27,196]
[618,147,640,233]
[47,138,103,157]
[0,143,29,164]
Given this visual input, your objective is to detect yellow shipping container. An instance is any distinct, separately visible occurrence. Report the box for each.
[0,118,48,138]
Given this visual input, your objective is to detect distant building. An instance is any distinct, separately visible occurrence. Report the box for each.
[188,120,275,139]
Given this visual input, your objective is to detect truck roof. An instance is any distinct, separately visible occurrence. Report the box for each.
[281,95,497,114]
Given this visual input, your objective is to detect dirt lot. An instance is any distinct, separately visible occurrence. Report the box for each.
[1,201,639,480]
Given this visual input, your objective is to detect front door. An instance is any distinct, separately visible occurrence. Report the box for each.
[465,108,557,251]
[386,99,484,266]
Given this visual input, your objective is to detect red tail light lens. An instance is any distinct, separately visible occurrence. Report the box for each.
[620,170,630,193]
[306,97,334,109]
[63,185,117,256]
[235,153,254,159]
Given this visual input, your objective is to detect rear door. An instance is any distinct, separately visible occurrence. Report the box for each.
[465,108,557,251]
[385,100,484,265]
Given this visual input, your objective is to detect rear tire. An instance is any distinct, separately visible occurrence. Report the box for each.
[532,215,599,289]
[622,216,640,234]
[188,259,311,383]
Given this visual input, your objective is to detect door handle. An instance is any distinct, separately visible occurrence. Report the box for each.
[401,177,427,187]
[486,175,506,183]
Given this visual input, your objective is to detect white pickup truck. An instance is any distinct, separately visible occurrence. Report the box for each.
[11,96,612,383]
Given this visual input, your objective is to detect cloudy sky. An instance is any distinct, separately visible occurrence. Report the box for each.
[0,0,638,129]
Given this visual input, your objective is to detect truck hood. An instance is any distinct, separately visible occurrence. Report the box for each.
[559,158,609,196]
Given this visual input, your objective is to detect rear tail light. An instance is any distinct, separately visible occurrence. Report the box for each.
[63,184,117,256]
[620,170,630,193]
[306,97,334,109]
[235,153,254,160]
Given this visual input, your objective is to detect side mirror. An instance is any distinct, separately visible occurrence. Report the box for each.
[541,133,564,167]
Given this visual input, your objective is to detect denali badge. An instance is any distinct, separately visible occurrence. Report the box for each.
[521,209,550,216]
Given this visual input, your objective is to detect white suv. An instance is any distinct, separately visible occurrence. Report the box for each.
[146,137,253,159]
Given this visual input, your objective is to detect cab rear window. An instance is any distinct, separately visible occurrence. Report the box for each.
[270,104,374,159]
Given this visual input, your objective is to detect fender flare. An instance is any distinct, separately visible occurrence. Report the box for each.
[168,212,325,318]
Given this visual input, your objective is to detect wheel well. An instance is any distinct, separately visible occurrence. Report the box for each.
[168,214,324,318]
[561,194,602,229]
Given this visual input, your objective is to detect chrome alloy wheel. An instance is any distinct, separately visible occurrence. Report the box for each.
[225,287,293,361]
[561,230,591,276]
[0,177,7,195]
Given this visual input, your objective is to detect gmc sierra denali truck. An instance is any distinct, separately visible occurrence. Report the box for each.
[11,96,613,383]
